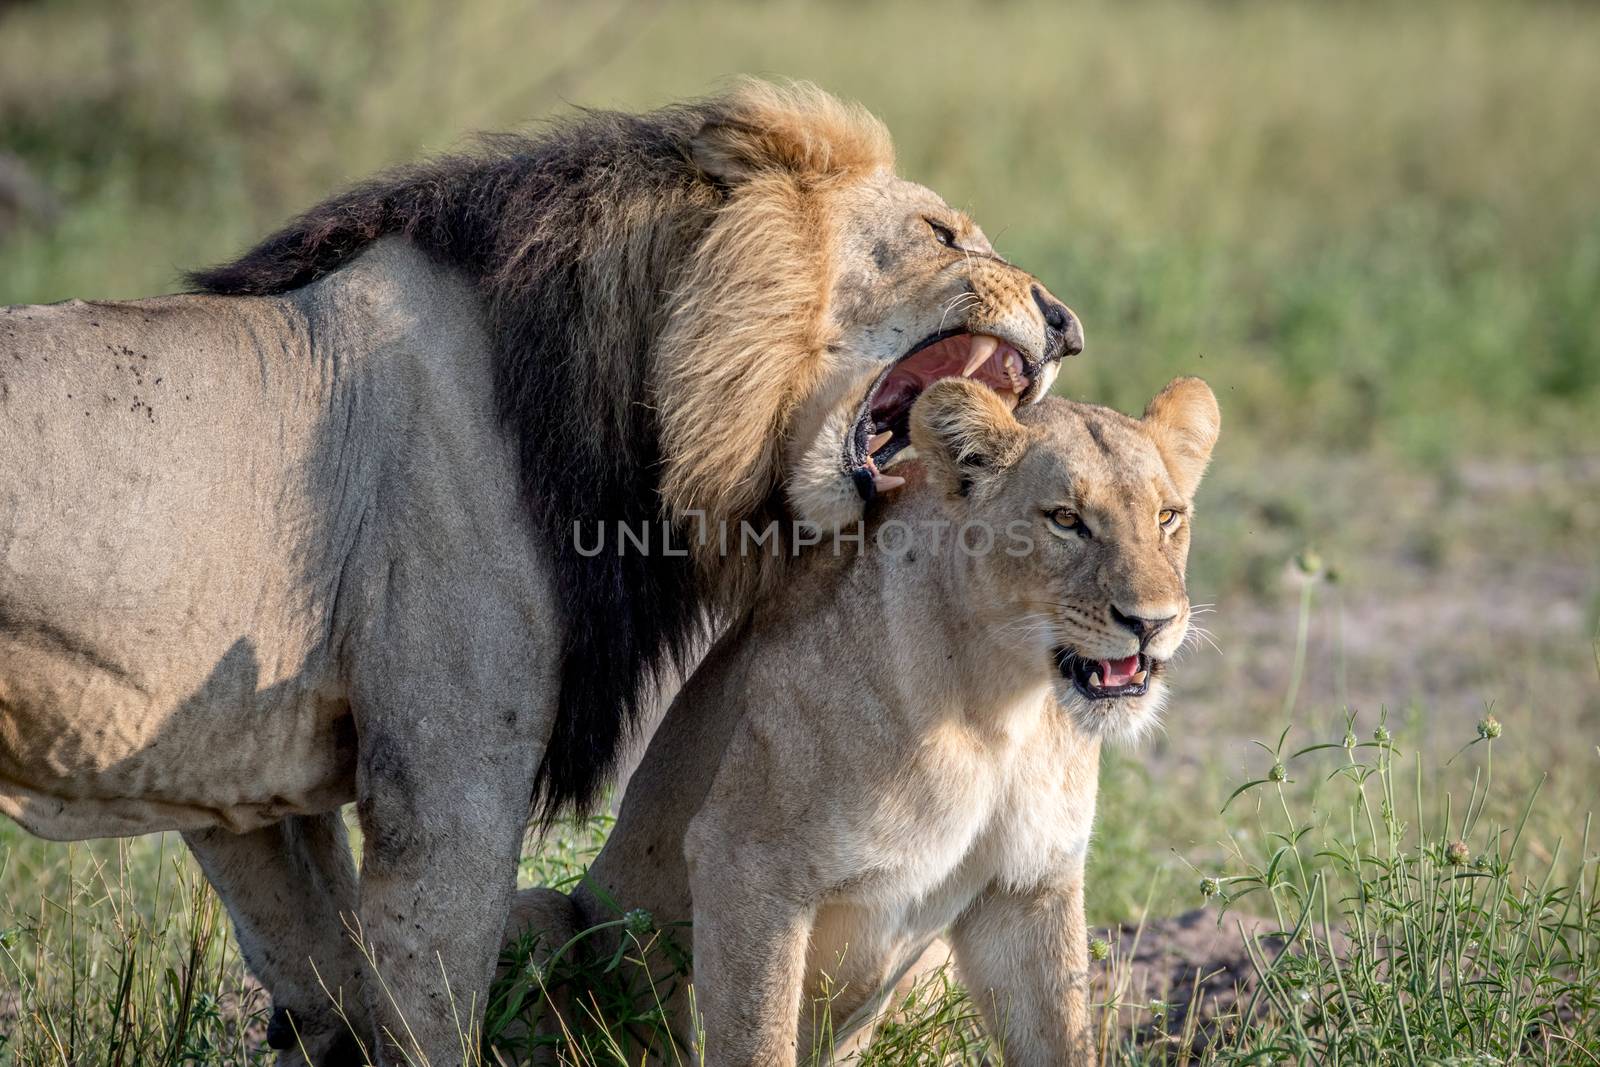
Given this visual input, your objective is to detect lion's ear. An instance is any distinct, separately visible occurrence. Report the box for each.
[691,119,788,185]
[691,82,892,185]
[910,379,1030,502]
[1142,376,1220,499]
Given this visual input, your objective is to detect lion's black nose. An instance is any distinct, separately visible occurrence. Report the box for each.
[1034,286,1084,359]
[1111,606,1174,646]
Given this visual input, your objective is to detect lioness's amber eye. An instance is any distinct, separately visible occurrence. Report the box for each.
[1049,508,1080,532]
[926,218,958,249]
[1159,508,1180,529]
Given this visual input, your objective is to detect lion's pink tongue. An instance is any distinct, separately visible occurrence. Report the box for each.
[1100,655,1141,687]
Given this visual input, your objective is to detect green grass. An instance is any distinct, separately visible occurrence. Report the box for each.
[2,0,1597,1062]
[8,666,1597,1062]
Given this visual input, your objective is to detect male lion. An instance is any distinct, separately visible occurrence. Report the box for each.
[0,83,1081,1064]
[503,376,1220,1066]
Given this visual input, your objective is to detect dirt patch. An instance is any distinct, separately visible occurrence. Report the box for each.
[1093,909,1346,1051]
[213,976,271,1055]
[1157,451,1600,777]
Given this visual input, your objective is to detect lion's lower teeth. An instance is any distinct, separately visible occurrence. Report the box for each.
[1132,670,1147,685]
[1089,671,1103,688]
[1003,351,1029,393]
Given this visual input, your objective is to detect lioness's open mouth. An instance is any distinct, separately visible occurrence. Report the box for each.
[848,331,1040,496]
[1054,649,1161,701]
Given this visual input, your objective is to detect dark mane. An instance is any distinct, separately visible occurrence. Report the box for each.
[189,102,733,821]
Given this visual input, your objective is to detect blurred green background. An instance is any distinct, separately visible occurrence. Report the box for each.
[2,0,1598,965]
[5,0,1600,463]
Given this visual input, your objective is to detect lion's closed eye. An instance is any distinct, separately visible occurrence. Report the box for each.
[925,217,960,250]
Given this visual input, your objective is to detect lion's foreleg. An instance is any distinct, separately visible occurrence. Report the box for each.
[349,704,539,1066]
[949,871,1095,1067]
[345,577,553,1067]
[184,812,370,1066]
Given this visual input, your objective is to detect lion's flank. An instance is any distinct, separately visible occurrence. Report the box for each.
[187,82,893,821]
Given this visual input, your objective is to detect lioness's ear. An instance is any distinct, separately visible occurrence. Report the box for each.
[1142,376,1221,499]
[691,82,893,185]
[910,379,1029,502]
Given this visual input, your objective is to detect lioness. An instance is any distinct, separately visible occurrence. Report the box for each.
[506,375,1220,1065]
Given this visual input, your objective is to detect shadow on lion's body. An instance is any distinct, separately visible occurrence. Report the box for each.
[0,83,1079,1064]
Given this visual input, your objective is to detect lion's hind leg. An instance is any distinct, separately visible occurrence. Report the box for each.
[183,811,371,1067]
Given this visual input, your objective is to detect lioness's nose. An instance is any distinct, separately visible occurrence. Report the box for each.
[1033,285,1084,360]
[1111,605,1175,646]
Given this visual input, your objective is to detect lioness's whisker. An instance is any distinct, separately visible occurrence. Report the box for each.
[1184,625,1224,657]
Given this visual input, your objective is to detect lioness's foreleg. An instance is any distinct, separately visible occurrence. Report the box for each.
[492,888,586,1056]
[950,874,1094,1066]
[184,812,370,1066]
[686,855,815,1067]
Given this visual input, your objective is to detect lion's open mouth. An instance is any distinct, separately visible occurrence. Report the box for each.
[850,331,1036,487]
[1054,649,1161,701]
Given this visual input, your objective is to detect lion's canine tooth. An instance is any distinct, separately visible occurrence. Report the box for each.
[873,473,906,493]
[1089,671,1103,688]
[961,335,999,378]
[867,430,892,454]
[1132,670,1148,685]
